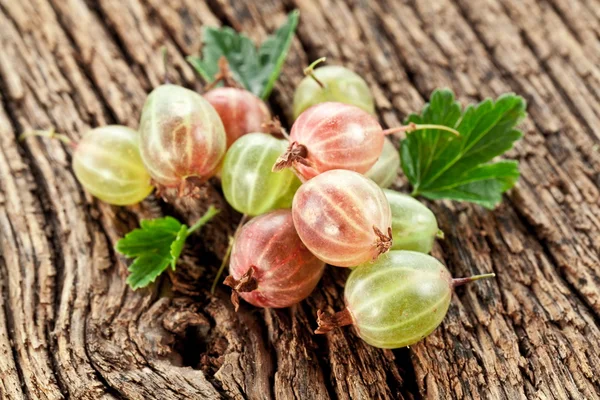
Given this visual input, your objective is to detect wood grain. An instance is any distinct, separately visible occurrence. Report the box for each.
[0,0,598,398]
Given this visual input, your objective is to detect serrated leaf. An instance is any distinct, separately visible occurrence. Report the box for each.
[188,27,259,92]
[170,225,189,270]
[116,207,219,290]
[258,10,299,99]
[401,89,526,208]
[187,10,299,99]
[418,161,520,209]
[116,216,183,258]
[126,254,171,290]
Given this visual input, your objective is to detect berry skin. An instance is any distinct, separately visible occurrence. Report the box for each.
[225,210,325,309]
[72,126,153,205]
[384,190,441,253]
[365,138,400,188]
[292,170,392,267]
[221,133,301,216]
[139,84,226,193]
[293,65,375,119]
[274,102,384,179]
[315,250,495,349]
[204,87,271,148]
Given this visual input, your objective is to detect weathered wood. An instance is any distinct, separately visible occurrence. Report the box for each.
[0,0,598,399]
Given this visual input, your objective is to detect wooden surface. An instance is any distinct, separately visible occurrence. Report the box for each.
[0,0,599,399]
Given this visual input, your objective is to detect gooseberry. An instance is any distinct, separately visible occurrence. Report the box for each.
[365,138,400,188]
[21,126,153,206]
[221,133,301,216]
[293,61,375,119]
[292,169,392,267]
[274,102,384,179]
[224,209,325,309]
[139,84,227,194]
[315,250,495,349]
[204,87,271,147]
[384,190,442,253]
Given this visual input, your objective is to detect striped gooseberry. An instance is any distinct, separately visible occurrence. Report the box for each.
[139,84,226,195]
[204,87,271,148]
[384,190,442,253]
[221,133,301,216]
[224,209,325,309]
[293,62,375,119]
[315,250,495,349]
[291,169,392,267]
[274,102,384,180]
[365,138,400,188]
[21,126,153,206]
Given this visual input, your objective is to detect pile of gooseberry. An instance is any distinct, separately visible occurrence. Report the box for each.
[21,59,494,350]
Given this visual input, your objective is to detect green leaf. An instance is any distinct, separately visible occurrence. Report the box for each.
[170,225,189,270]
[187,10,299,99]
[115,207,219,290]
[418,161,520,209]
[258,10,299,99]
[401,89,526,209]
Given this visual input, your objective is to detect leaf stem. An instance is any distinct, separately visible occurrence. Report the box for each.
[187,205,220,235]
[210,213,249,294]
[382,123,460,137]
[19,129,77,149]
[452,273,496,288]
[303,57,327,88]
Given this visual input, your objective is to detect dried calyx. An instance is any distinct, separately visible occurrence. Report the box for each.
[373,226,393,257]
[315,308,354,334]
[153,176,208,202]
[223,267,259,311]
[272,141,314,172]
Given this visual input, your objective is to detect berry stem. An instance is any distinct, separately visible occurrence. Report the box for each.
[205,56,243,91]
[19,129,77,149]
[162,46,170,84]
[436,230,445,239]
[210,213,249,294]
[303,57,327,88]
[382,123,460,137]
[452,273,496,288]
[187,205,221,235]
[315,308,354,334]
[262,117,290,140]
[211,235,234,294]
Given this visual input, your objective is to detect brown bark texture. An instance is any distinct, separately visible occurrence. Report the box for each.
[0,0,599,399]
